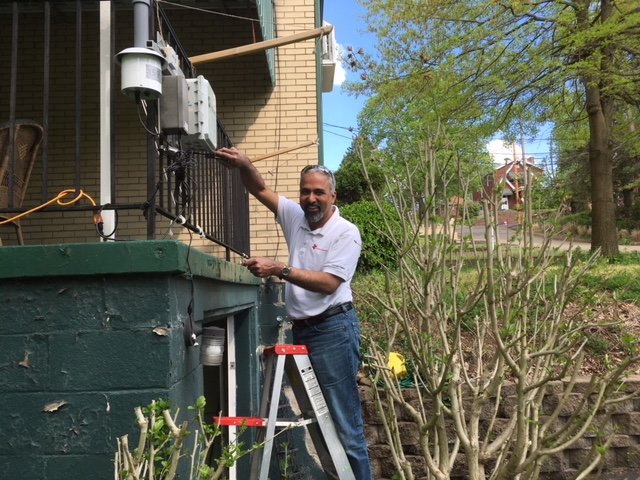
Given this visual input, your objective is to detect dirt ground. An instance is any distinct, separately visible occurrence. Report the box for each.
[572,301,640,375]
[453,300,640,377]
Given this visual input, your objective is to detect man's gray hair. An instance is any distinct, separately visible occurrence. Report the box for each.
[301,164,336,193]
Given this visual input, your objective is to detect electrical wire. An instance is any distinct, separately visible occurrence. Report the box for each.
[167,152,196,213]
[125,6,199,344]
[0,189,106,238]
[158,147,198,239]
[157,0,260,23]
[0,189,97,226]
[324,129,357,141]
[323,122,358,133]
[269,41,286,262]
[94,205,119,240]
[136,99,160,137]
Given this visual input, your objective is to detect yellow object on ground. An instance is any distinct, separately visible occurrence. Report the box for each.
[387,352,408,379]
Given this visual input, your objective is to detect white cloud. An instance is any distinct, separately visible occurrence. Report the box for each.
[486,139,523,166]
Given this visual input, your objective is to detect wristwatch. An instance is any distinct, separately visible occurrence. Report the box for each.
[281,265,292,279]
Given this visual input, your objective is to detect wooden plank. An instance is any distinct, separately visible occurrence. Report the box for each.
[189,24,333,65]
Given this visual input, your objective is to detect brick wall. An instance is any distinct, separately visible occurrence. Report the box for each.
[190,0,321,261]
[361,378,640,480]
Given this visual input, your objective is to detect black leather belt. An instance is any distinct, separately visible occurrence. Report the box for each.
[292,301,354,328]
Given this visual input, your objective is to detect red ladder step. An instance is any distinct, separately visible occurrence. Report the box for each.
[214,416,266,427]
[262,344,308,356]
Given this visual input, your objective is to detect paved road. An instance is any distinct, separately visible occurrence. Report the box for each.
[459,224,640,253]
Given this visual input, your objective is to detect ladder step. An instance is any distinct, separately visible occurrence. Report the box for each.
[214,416,266,427]
[216,416,318,429]
[262,344,308,356]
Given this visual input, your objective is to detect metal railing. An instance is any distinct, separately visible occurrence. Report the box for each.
[155,124,250,259]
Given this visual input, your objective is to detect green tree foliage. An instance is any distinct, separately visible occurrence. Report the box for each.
[612,111,640,219]
[348,0,640,256]
[348,70,496,210]
[335,136,386,204]
[552,103,640,223]
[340,200,401,271]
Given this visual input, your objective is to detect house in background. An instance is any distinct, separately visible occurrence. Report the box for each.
[0,1,338,478]
[475,156,545,210]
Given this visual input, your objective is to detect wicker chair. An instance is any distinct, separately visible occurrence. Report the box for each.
[0,121,44,245]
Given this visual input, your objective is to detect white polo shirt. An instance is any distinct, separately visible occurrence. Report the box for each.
[277,196,362,320]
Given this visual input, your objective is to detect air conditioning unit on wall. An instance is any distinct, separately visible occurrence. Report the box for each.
[321,21,337,93]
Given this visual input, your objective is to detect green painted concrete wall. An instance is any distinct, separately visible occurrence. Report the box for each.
[0,241,263,479]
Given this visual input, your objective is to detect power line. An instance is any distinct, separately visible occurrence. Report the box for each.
[323,122,358,132]
[489,137,554,142]
[157,0,260,23]
[488,151,552,156]
[323,128,355,141]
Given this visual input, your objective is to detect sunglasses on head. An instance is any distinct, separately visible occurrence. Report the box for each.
[301,164,335,180]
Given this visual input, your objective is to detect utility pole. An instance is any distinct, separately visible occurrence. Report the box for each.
[519,134,527,225]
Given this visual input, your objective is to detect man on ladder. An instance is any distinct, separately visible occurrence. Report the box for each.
[216,147,372,480]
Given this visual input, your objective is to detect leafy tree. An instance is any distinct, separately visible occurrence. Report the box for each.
[348,0,640,256]
[553,103,640,220]
[340,199,401,271]
[612,109,640,217]
[349,71,496,212]
[555,149,591,212]
[529,173,565,212]
[335,136,386,204]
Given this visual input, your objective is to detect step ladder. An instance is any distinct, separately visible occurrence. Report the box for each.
[215,344,355,480]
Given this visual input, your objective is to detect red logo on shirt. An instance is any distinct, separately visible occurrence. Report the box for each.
[312,243,329,252]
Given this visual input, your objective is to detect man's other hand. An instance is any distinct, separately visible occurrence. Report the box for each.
[242,257,283,278]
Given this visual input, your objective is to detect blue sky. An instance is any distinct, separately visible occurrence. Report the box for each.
[320,1,554,173]
[321,0,371,171]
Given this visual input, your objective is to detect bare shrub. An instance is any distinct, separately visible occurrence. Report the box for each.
[355,134,640,480]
